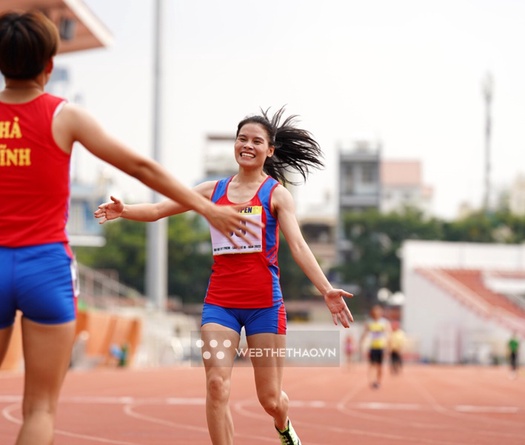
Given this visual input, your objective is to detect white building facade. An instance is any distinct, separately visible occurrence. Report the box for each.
[402,240,525,365]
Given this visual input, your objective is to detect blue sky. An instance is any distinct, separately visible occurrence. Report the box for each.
[58,0,525,219]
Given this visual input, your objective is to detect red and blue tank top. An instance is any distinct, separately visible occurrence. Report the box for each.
[205,176,283,308]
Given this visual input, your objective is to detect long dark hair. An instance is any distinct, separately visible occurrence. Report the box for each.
[236,107,324,186]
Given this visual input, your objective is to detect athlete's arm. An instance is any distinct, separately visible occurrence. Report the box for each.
[273,185,354,327]
[95,182,216,224]
[52,104,259,246]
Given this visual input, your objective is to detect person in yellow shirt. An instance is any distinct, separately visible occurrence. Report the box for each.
[389,321,406,375]
[360,305,392,388]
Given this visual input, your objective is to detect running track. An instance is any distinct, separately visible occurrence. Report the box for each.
[1,364,524,444]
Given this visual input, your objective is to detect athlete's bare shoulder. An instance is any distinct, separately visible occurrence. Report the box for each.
[194,180,219,199]
[270,182,295,214]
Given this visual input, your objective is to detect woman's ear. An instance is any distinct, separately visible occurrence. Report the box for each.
[267,145,275,158]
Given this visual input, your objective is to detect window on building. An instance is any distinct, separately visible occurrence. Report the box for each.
[361,163,377,184]
[342,166,354,194]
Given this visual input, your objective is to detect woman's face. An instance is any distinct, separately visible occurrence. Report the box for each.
[234,123,274,169]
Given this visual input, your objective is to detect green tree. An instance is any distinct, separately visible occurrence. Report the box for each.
[166,214,213,303]
[337,207,443,304]
[74,218,146,292]
[443,211,525,244]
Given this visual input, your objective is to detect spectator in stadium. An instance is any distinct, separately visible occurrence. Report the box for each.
[508,332,520,379]
[389,321,406,375]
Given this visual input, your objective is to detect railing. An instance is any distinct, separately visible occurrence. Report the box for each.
[77,263,147,310]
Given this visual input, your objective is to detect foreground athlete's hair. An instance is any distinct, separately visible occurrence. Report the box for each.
[0,11,59,80]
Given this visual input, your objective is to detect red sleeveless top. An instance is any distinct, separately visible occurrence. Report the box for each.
[205,176,282,308]
[0,93,70,247]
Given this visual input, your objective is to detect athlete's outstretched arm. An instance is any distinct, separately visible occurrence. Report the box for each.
[55,104,260,246]
[94,182,216,224]
[273,186,354,328]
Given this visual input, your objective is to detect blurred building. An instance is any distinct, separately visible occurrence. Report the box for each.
[337,141,433,217]
[299,216,337,272]
[380,160,433,217]
[338,139,382,214]
[336,139,433,269]
[336,140,381,269]
[402,240,525,365]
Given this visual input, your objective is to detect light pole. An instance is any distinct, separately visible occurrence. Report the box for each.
[146,0,168,311]
[482,72,493,213]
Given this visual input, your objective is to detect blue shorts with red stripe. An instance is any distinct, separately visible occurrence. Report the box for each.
[201,301,287,336]
[0,242,78,329]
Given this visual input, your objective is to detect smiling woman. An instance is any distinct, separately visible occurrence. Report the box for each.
[94,106,355,445]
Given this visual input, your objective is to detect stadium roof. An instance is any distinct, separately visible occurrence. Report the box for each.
[0,0,113,54]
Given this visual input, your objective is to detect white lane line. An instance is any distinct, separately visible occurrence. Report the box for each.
[354,402,423,410]
[455,405,520,413]
[0,395,205,405]
[2,404,140,445]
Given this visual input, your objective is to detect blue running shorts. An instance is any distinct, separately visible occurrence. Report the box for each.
[0,242,78,328]
[201,302,287,336]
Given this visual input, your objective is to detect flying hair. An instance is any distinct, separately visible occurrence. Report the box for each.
[236,106,324,186]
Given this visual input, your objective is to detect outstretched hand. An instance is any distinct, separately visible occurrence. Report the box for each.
[324,289,354,328]
[94,197,264,249]
[205,203,264,249]
[94,196,124,224]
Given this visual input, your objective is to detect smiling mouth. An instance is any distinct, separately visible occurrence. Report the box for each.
[240,153,255,158]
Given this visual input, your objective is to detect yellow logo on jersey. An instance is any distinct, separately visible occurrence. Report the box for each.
[0,145,31,167]
[0,117,22,139]
[240,206,263,215]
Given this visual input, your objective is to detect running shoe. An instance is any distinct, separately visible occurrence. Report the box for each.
[276,419,302,445]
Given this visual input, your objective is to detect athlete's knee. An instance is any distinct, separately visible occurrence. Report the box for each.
[258,389,286,416]
[22,398,57,419]
[206,373,231,404]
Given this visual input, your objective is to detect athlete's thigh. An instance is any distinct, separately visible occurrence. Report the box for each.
[0,326,14,365]
[21,317,76,407]
[201,323,241,371]
[247,333,286,396]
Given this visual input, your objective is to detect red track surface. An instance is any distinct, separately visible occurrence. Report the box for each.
[1,363,524,444]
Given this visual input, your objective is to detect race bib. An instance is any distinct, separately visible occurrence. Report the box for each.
[210,206,263,255]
